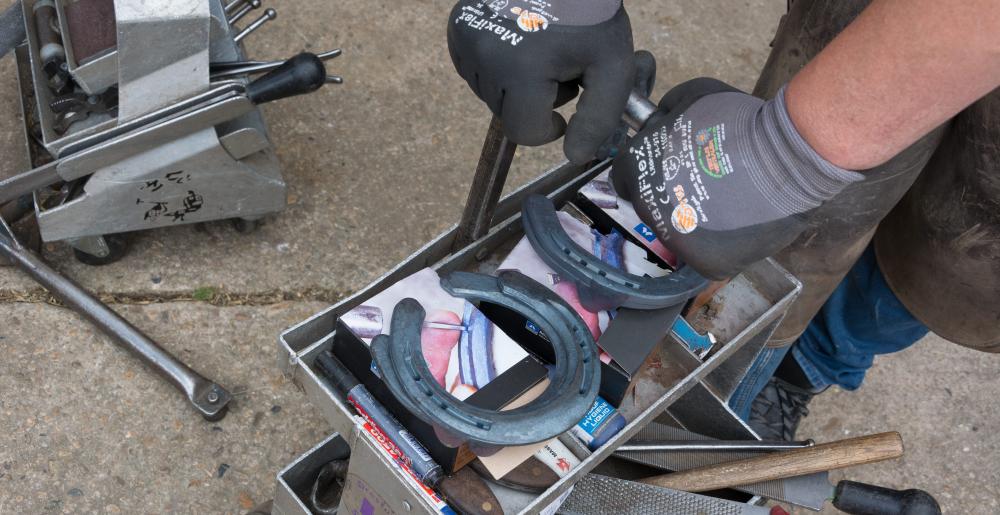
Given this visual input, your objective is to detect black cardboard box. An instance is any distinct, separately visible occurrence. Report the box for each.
[330,268,549,473]
[482,208,683,407]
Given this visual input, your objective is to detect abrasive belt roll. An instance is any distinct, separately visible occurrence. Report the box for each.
[0,2,26,59]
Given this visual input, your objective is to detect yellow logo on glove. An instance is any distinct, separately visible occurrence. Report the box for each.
[512,8,549,31]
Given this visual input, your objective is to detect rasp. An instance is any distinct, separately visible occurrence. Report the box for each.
[560,474,771,515]
[614,422,831,510]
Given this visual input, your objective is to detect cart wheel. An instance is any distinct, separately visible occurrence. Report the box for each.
[232,217,261,234]
[245,500,273,515]
[73,234,129,266]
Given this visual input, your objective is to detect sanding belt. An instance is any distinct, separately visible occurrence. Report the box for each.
[0,2,24,60]
[0,1,114,62]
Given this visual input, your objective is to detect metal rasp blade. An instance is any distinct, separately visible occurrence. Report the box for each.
[560,474,771,515]
[626,421,808,464]
[615,422,832,510]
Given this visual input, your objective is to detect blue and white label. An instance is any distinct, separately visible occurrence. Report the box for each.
[570,396,615,446]
[634,223,657,242]
[671,317,716,352]
[525,319,550,342]
[578,396,615,434]
[570,396,627,449]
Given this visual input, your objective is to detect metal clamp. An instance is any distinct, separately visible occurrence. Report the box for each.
[521,194,708,311]
[370,270,600,448]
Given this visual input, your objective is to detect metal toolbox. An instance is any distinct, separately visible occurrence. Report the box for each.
[274,129,802,513]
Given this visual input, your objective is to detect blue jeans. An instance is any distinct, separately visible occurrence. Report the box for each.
[730,245,930,420]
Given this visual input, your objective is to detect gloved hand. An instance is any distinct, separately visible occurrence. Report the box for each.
[448,0,635,164]
[611,79,864,280]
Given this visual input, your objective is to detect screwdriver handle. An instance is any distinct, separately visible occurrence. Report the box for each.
[246,52,326,105]
[833,480,942,515]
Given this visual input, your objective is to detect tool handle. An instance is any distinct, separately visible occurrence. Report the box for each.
[624,91,657,131]
[640,432,904,493]
[246,52,326,104]
[833,480,942,515]
[314,351,360,396]
[438,467,506,515]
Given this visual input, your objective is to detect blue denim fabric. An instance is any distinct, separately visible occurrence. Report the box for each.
[792,245,929,391]
[730,245,929,416]
[729,344,791,420]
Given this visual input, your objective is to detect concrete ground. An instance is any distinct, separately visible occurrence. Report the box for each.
[0,0,996,513]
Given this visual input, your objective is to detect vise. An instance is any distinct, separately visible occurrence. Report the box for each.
[5,0,340,264]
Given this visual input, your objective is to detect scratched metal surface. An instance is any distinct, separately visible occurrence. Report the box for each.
[560,474,770,515]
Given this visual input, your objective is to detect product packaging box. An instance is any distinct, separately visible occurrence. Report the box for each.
[578,170,718,354]
[482,208,684,406]
[577,170,677,267]
[331,268,549,473]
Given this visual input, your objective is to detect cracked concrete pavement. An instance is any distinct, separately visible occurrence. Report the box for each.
[1,0,997,513]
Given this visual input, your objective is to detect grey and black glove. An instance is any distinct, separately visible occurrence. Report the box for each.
[448,0,635,164]
[611,78,864,280]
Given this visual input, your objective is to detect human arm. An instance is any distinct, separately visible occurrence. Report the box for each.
[787,0,1000,170]
[612,0,1000,279]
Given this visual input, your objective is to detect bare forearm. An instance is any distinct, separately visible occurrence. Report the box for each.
[786,0,1000,170]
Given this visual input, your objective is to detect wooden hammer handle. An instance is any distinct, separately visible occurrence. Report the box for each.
[641,432,904,493]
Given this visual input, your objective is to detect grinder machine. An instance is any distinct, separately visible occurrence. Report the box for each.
[6,0,341,264]
[0,0,341,420]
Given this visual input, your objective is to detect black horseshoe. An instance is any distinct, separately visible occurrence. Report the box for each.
[370,270,600,447]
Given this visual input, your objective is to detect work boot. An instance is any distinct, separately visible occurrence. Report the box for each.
[748,376,814,441]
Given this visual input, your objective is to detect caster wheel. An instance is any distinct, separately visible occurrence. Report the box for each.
[73,234,129,266]
[232,218,261,234]
[246,500,273,515]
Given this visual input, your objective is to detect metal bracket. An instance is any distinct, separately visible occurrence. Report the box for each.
[452,116,518,251]
[66,234,110,258]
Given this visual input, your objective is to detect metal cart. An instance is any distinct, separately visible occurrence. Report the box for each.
[272,118,802,514]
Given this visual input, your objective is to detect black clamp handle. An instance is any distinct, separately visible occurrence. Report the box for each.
[246,52,327,105]
[521,194,709,312]
[834,481,942,515]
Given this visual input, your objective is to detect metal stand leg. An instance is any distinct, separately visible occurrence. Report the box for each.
[0,217,232,421]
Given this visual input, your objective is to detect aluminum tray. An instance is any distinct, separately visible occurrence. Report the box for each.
[275,152,801,514]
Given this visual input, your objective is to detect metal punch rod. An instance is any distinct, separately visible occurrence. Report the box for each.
[618,439,815,452]
[227,48,343,67]
[0,222,232,421]
[453,116,517,249]
[453,88,653,251]
[227,0,260,25]
[224,0,247,15]
[210,49,342,79]
[234,8,276,43]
